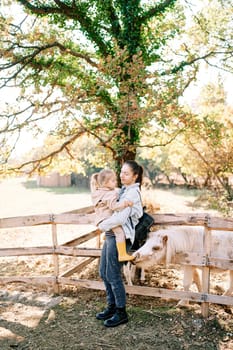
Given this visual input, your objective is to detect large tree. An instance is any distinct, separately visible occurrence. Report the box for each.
[0,0,233,175]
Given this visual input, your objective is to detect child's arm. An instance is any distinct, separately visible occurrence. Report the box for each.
[98,187,142,232]
[98,206,132,232]
[107,189,133,211]
[110,199,133,211]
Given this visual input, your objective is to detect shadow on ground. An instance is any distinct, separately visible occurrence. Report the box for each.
[0,288,232,350]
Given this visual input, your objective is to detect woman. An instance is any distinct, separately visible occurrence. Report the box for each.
[96,160,143,327]
[90,169,134,262]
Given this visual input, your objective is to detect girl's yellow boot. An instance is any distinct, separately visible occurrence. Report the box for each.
[116,241,135,262]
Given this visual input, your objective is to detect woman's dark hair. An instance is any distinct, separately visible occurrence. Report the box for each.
[124,160,143,187]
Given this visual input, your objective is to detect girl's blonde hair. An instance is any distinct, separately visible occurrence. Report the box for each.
[90,169,115,191]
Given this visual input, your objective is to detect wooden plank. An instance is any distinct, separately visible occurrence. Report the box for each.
[0,247,54,256]
[151,213,208,226]
[62,229,101,246]
[62,206,95,214]
[125,285,233,306]
[208,257,233,270]
[174,252,233,270]
[60,257,96,277]
[0,274,232,308]
[51,223,59,294]
[0,246,101,257]
[207,217,233,230]
[53,213,96,225]
[0,276,55,284]
[57,278,233,306]
[0,212,96,228]
[58,277,105,291]
[201,227,211,317]
[151,213,233,230]
[0,214,52,228]
[1,212,232,230]
[56,247,101,257]
[2,246,231,269]
[1,275,231,308]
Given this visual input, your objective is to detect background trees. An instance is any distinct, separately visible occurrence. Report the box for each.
[0,0,233,199]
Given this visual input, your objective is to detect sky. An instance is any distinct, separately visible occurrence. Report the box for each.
[182,68,233,107]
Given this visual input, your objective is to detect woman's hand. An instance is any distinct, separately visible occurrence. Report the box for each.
[123,200,133,208]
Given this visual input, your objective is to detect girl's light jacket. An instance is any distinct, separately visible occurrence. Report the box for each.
[91,187,125,226]
[98,183,143,244]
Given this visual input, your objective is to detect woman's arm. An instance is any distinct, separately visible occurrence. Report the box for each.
[98,206,131,231]
[109,199,133,212]
[105,190,132,212]
[98,185,142,231]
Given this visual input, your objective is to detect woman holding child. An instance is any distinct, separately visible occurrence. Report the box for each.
[92,160,143,328]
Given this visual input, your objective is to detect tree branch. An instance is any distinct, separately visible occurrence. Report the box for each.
[17,0,110,56]
[169,50,233,74]
[138,128,185,148]
[140,0,177,23]
[8,130,86,174]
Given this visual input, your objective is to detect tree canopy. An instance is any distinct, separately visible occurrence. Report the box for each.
[0,0,233,178]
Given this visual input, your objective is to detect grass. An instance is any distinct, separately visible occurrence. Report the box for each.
[0,176,222,218]
[22,179,90,194]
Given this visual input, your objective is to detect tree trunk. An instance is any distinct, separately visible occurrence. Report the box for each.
[113,142,137,186]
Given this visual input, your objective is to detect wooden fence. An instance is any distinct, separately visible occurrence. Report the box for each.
[0,206,233,317]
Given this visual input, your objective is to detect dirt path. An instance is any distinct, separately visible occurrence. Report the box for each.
[0,287,232,350]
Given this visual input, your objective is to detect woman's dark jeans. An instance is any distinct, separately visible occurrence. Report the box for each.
[99,232,126,308]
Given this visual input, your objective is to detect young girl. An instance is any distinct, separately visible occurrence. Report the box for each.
[91,169,134,262]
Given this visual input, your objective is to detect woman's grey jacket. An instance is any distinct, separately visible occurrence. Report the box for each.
[98,182,143,244]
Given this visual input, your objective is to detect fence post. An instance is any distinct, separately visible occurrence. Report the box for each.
[201,218,211,317]
[51,215,59,294]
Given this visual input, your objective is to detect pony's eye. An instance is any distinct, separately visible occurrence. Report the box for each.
[152,246,160,251]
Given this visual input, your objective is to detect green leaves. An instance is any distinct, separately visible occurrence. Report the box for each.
[1,0,233,183]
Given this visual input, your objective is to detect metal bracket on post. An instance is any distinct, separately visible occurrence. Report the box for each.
[201,293,208,302]
[204,214,211,228]
[202,255,210,266]
[49,213,55,223]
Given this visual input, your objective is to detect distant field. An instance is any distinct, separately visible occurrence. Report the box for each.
[0,177,220,218]
[0,177,92,218]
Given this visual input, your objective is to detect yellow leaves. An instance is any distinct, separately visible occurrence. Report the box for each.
[99,46,146,85]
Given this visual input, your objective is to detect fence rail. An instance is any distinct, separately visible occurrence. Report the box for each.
[0,206,233,317]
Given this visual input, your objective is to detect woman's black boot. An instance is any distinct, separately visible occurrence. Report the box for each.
[96,304,116,320]
[104,307,128,327]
